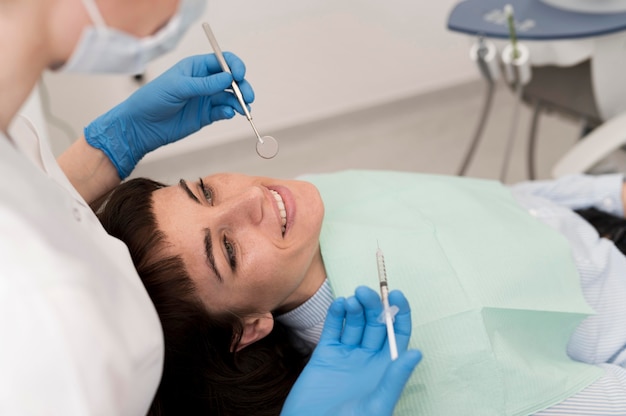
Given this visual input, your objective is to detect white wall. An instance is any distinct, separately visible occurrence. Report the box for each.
[41,0,477,161]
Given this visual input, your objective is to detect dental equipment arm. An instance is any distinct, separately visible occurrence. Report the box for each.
[457,37,497,176]
[499,4,532,183]
[281,286,422,416]
[552,111,626,179]
[62,53,255,188]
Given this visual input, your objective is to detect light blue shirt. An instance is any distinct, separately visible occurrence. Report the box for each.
[277,173,626,414]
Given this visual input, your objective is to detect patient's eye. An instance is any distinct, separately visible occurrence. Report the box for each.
[199,178,213,205]
[224,238,236,269]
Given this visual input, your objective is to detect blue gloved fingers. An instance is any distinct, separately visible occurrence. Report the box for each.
[340,296,366,346]
[234,78,255,105]
[388,290,412,352]
[208,91,249,116]
[181,53,248,84]
[209,106,236,121]
[171,72,253,108]
[354,286,387,351]
[190,53,254,103]
[365,350,423,415]
[318,297,347,346]
[86,52,256,178]
[168,72,233,101]
[223,51,247,82]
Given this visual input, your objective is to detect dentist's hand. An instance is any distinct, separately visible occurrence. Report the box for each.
[281,286,422,416]
[84,53,254,179]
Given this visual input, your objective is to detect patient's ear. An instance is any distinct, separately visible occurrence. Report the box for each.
[234,312,274,352]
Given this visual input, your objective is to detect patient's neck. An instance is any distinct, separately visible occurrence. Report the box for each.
[274,247,327,314]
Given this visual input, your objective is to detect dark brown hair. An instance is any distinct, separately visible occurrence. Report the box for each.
[95,178,308,416]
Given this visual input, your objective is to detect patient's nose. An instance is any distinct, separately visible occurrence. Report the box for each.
[217,186,264,225]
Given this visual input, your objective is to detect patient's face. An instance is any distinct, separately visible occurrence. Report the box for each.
[151,173,326,315]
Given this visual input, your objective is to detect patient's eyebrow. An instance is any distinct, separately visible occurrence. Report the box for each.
[179,179,200,204]
[204,228,223,283]
[178,179,222,282]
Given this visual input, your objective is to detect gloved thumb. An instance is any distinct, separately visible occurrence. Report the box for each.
[368,350,423,414]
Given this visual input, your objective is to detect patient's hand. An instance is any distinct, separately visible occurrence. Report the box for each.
[281,286,422,416]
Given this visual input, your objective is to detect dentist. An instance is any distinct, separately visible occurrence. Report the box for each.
[0,0,420,415]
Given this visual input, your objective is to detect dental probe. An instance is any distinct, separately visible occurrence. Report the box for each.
[201,22,279,159]
[376,244,399,360]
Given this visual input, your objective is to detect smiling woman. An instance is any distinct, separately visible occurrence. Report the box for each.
[97,169,626,415]
[95,177,310,416]
[150,173,327,321]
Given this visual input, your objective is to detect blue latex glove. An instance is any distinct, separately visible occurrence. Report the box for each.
[281,286,422,416]
[85,53,254,179]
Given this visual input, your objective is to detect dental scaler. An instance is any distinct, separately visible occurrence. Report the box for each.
[202,22,279,159]
[376,244,399,360]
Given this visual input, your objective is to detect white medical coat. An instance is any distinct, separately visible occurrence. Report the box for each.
[0,117,164,415]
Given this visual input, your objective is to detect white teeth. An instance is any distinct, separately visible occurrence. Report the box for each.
[270,190,288,231]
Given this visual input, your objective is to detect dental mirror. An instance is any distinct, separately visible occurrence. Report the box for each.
[256,135,279,159]
[202,22,280,160]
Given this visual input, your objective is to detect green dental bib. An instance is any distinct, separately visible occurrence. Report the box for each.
[304,170,602,416]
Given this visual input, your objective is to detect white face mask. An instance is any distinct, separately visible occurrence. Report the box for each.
[61,0,206,74]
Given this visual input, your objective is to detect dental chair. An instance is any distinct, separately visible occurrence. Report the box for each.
[447,0,626,179]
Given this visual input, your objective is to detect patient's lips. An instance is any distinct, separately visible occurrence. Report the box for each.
[270,189,287,235]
